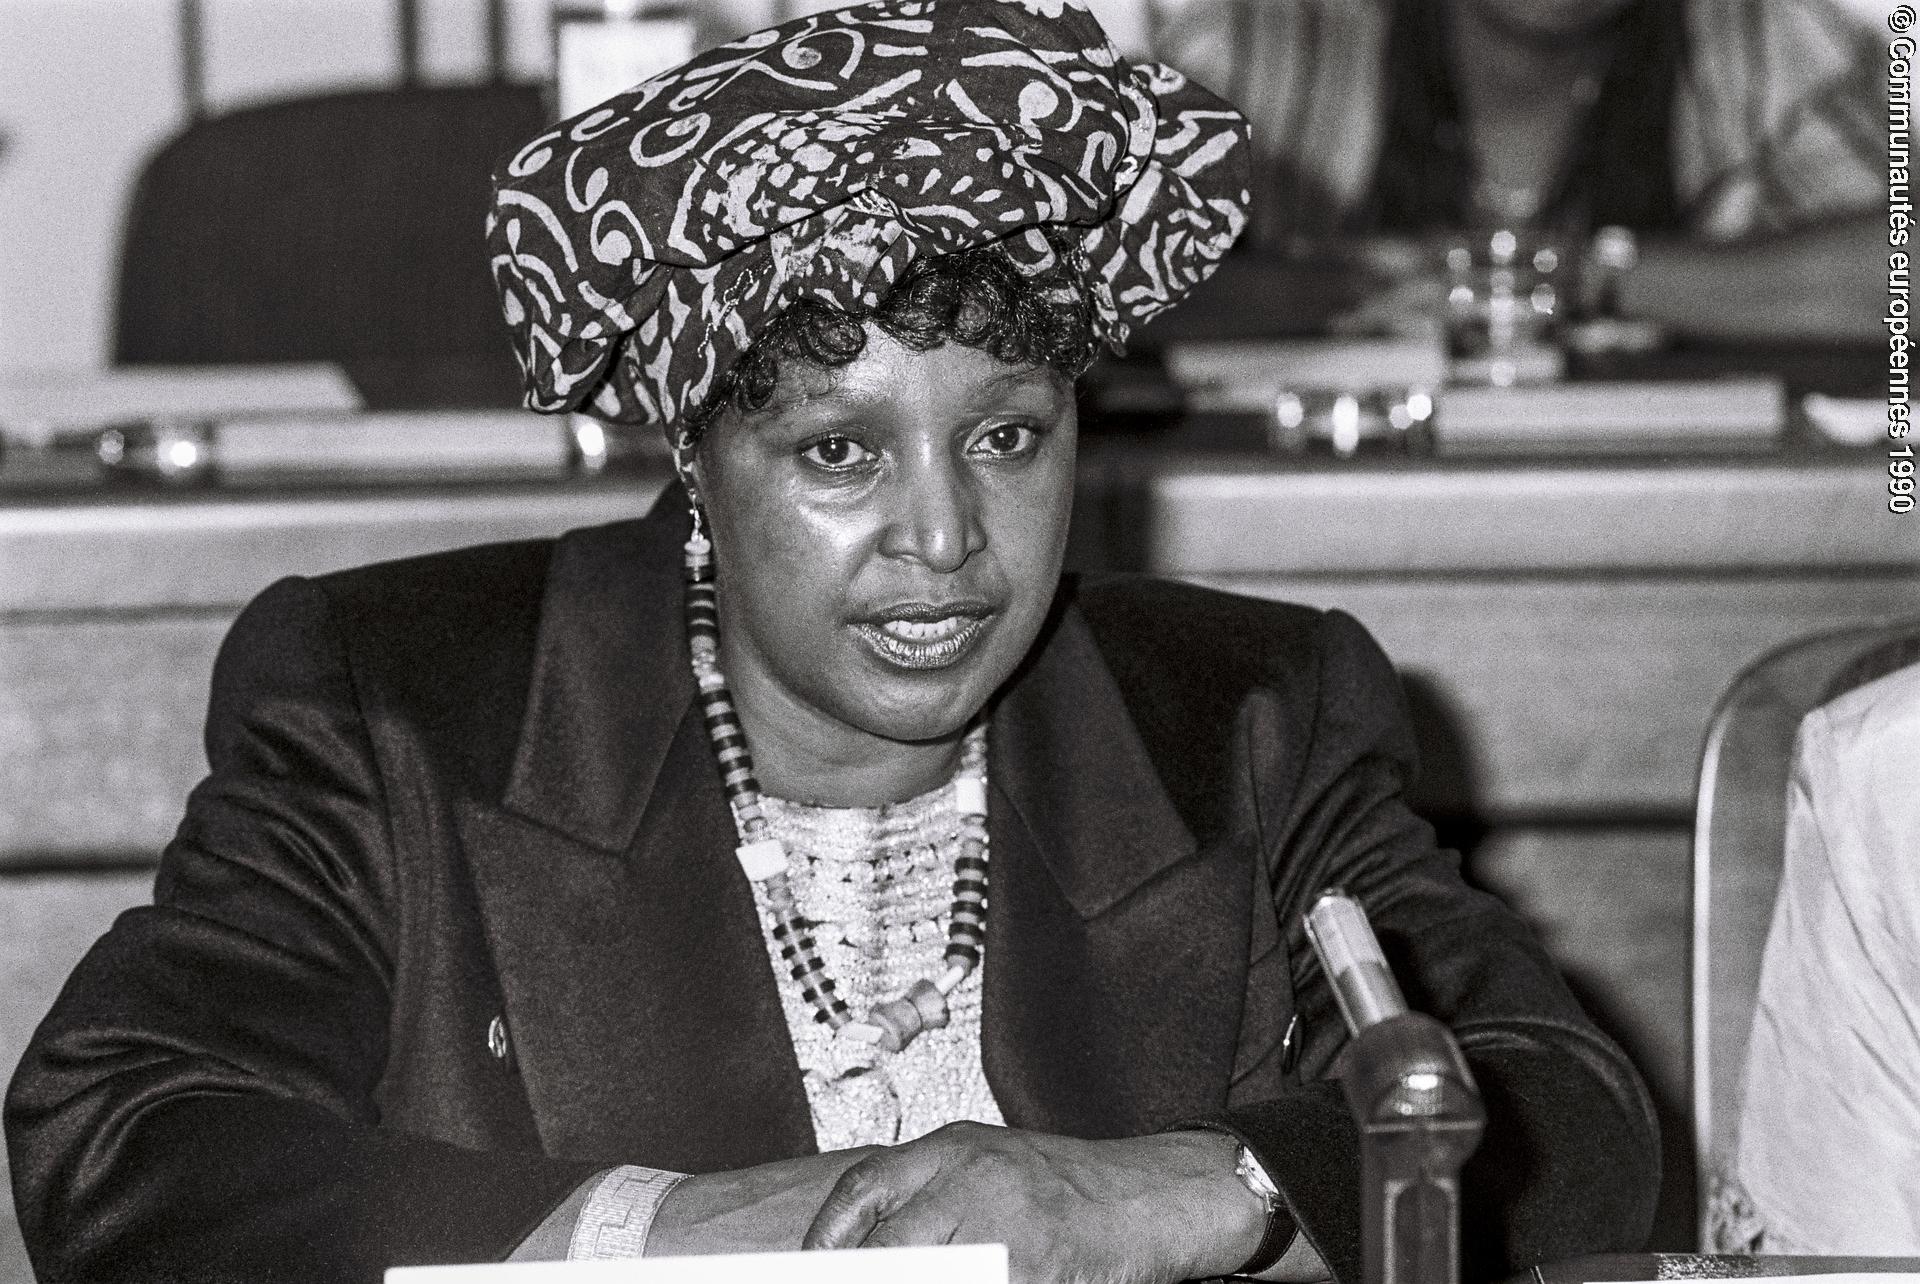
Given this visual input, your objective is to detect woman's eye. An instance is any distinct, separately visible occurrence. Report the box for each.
[799,435,874,470]
[970,423,1040,457]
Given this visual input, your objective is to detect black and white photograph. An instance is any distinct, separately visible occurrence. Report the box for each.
[0,0,1912,1281]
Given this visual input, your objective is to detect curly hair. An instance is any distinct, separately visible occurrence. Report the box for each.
[681,239,1101,446]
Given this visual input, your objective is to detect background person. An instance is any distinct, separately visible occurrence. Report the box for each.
[1156,0,1886,341]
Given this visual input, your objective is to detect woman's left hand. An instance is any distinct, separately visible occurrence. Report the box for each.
[801,1122,1264,1284]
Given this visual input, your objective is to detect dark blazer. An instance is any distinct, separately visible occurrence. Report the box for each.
[7,492,1658,1284]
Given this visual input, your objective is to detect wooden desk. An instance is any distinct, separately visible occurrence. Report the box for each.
[1532,1256,1920,1283]
[1,477,668,855]
[1084,450,1912,816]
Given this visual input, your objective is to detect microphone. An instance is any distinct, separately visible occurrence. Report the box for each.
[1306,888,1409,1034]
[1306,890,1484,1284]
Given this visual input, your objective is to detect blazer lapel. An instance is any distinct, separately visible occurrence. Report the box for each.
[459,499,815,1171]
[982,602,1254,1138]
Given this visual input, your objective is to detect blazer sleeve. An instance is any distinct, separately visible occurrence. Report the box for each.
[1203,610,1660,1284]
[3,578,598,1284]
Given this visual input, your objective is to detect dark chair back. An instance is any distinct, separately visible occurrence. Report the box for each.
[114,84,549,403]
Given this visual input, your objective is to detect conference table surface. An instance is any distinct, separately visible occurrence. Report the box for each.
[1529,1257,1920,1283]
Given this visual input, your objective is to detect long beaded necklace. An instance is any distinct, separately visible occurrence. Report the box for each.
[682,513,989,1059]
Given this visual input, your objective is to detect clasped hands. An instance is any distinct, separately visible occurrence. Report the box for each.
[650,1122,1266,1284]
[806,1123,1265,1283]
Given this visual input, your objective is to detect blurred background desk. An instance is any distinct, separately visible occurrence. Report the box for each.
[0,475,667,852]
[4,434,1912,1257]
[1532,1257,1920,1283]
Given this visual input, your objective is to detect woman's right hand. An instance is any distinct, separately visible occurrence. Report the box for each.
[646,1147,883,1256]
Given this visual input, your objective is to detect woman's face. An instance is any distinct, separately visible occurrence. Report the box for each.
[690,327,1077,761]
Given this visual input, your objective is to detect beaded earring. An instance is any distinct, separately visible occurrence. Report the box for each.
[680,503,989,1057]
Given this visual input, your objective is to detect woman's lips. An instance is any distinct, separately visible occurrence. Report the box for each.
[851,609,993,670]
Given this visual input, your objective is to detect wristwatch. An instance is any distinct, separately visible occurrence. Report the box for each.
[1229,1141,1292,1278]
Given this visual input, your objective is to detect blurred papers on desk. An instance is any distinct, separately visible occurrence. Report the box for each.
[1155,340,1791,456]
[1435,379,1787,454]
[554,4,697,119]
[1802,394,1886,446]
[1164,338,1448,413]
[201,411,572,478]
[0,364,361,441]
[386,1244,1008,1284]
[1595,1276,1920,1284]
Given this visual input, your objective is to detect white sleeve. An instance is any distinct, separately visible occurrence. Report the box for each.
[568,1166,691,1260]
[1734,670,1920,1252]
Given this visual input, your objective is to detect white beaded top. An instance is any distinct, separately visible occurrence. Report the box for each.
[754,773,1004,1151]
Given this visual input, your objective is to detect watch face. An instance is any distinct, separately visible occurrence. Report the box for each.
[1237,1144,1280,1202]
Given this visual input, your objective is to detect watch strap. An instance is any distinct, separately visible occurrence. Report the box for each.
[1164,1121,1300,1278]
[1230,1142,1295,1278]
[568,1165,688,1260]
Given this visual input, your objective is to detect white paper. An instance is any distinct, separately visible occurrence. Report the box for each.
[1164,338,1449,401]
[388,1243,1008,1284]
[0,363,361,439]
[1600,1275,1920,1284]
[1436,377,1787,444]
[215,411,571,475]
[1803,393,1885,446]
[555,18,697,119]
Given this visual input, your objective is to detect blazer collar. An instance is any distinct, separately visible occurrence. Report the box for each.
[499,487,1199,916]
[500,490,695,853]
[988,599,1198,917]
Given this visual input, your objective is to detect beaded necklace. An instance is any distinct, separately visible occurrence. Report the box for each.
[682,516,989,1058]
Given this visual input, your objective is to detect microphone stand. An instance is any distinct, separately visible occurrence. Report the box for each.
[1307,891,1486,1284]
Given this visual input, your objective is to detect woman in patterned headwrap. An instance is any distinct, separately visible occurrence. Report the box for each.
[5,3,1657,1282]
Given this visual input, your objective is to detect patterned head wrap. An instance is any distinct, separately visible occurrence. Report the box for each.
[487,0,1250,432]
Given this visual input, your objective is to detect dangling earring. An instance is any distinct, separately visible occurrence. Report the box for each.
[683,497,712,585]
[681,467,722,714]
[673,430,711,584]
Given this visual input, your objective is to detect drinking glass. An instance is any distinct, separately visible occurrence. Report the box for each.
[1442,227,1568,387]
